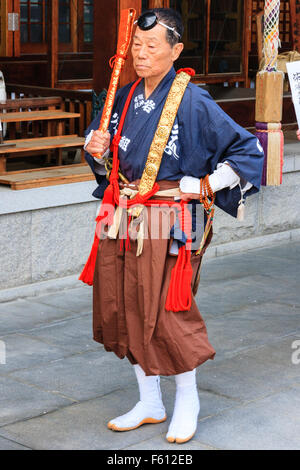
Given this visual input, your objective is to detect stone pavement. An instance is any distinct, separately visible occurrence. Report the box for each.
[0,240,299,450]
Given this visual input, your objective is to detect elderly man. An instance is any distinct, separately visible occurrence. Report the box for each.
[84,8,264,444]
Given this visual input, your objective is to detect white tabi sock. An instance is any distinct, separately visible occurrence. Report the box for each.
[107,364,166,431]
[166,369,200,443]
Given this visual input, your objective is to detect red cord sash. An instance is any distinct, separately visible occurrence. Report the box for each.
[80,79,194,312]
[79,79,141,286]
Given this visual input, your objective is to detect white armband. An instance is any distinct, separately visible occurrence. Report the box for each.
[209,161,240,192]
[180,161,251,194]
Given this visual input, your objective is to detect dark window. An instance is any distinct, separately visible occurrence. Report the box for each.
[59,0,71,43]
[20,0,47,44]
[142,0,148,11]
[209,0,243,74]
[170,0,244,76]
[19,0,93,52]
[83,0,93,43]
[170,0,205,74]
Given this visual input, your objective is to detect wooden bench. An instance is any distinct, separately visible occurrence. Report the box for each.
[0,95,93,189]
[7,84,93,138]
[0,108,81,139]
[0,164,94,190]
[0,135,85,173]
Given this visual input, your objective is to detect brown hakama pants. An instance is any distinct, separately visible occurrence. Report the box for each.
[93,181,216,376]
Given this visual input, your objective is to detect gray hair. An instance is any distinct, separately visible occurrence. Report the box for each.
[146,8,184,47]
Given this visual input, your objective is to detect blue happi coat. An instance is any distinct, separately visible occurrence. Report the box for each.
[85,67,264,218]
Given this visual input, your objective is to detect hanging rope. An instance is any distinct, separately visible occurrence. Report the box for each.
[255,0,284,187]
[263,0,281,71]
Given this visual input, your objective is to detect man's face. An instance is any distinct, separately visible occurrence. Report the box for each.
[131,24,183,79]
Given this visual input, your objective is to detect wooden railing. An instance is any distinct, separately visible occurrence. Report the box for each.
[6,84,93,137]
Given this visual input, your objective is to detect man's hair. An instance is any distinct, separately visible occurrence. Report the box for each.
[144,8,184,47]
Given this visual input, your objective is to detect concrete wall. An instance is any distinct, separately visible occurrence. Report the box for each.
[0,182,99,291]
[209,142,300,255]
[1,145,300,293]
[212,170,300,245]
[0,202,98,290]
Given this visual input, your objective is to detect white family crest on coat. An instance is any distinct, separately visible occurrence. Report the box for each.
[111,112,119,135]
[165,124,180,160]
[134,94,144,109]
[119,136,131,152]
[142,100,156,113]
[134,94,156,114]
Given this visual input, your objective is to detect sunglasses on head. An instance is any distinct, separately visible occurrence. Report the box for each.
[134,12,181,39]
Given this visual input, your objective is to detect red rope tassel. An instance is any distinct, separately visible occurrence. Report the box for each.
[78,233,100,286]
[165,201,193,312]
[78,155,118,286]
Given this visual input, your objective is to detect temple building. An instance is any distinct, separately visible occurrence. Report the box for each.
[0,1,298,90]
[0,1,300,294]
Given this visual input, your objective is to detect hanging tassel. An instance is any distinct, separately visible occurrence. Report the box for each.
[179,251,193,311]
[237,199,245,222]
[266,123,284,185]
[165,247,193,312]
[255,122,284,186]
[78,234,100,286]
[165,202,193,312]
[165,248,184,312]
[136,212,145,257]
[108,206,124,239]
[255,68,284,187]
[79,182,116,286]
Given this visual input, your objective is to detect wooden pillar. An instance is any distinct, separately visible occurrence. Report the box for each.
[205,0,211,76]
[48,0,59,88]
[0,0,9,57]
[290,0,298,51]
[13,0,20,57]
[243,0,253,87]
[93,0,141,93]
[71,0,79,53]
[0,0,14,57]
